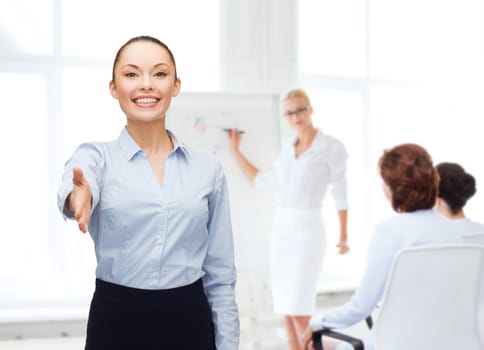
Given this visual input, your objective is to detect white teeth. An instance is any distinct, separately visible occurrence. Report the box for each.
[135,98,158,104]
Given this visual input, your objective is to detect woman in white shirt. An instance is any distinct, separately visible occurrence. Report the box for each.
[228,88,349,350]
[301,143,463,350]
[435,162,484,237]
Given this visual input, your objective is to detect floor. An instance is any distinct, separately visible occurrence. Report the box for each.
[0,291,368,350]
[0,325,369,350]
[0,337,85,350]
[0,319,368,350]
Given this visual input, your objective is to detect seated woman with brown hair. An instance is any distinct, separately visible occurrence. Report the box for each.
[301,143,463,350]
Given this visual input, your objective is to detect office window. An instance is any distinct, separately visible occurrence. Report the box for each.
[298,0,366,77]
[61,67,123,159]
[370,83,484,221]
[0,1,53,55]
[308,90,368,285]
[369,0,484,221]
[298,1,370,289]
[0,73,49,279]
[298,0,484,290]
[370,0,484,81]
[62,0,220,91]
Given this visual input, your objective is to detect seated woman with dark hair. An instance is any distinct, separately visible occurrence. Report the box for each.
[435,162,484,235]
[301,143,463,350]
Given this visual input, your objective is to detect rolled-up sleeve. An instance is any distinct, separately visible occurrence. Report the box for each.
[204,161,240,350]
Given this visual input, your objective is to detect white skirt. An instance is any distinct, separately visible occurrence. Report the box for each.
[270,207,326,315]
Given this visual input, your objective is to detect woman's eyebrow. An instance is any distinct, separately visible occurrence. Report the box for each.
[121,64,139,69]
[121,63,169,69]
[153,63,169,69]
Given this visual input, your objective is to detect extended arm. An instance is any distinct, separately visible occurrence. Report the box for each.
[302,224,398,349]
[57,142,103,234]
[227,129,259,181]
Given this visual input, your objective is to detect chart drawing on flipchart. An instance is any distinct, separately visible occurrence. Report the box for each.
[169,110,244,155]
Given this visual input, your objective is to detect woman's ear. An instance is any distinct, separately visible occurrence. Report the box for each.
[172,78,181,97]
[109,81,119,100]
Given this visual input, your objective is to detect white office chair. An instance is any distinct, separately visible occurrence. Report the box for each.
[373,244,484,350]
[312,244,484,350]
[463,232,484,245]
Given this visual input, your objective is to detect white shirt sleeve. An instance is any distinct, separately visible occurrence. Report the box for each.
[204,161,239,350]
[328,139,348,211]
[310,223,399,330]
[253,168,279,190]
[253,154,281,190]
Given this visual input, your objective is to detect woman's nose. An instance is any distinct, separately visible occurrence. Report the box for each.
[140,74,153,90]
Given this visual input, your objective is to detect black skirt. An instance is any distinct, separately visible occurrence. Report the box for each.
[85,278,215,350]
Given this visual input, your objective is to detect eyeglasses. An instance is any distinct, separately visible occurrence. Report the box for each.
[282,105,310,117]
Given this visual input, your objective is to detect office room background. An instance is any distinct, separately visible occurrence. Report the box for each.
[1,0,484,348]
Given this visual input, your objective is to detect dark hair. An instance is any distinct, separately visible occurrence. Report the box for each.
[111,35,177,83]
[436,162,476,215]
[379,143,439,213]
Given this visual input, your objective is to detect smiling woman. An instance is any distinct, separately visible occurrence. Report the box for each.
[109,38,180,130]
[57,36,239,350]
[0,0,220,336]
[0,0,222,334]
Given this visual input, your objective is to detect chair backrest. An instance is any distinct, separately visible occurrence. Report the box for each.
[374,244,484,350]
[463,233,484,343]
[463,233,484,245]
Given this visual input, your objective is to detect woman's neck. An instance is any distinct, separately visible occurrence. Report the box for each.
[296,126,317,147]
[126,120,173,155]
[435,199,466,220]
[449,210,465,219]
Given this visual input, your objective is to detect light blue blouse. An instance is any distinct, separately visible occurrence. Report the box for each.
[57,127,239,349]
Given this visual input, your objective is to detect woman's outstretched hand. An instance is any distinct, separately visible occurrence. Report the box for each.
[68,167,92,233]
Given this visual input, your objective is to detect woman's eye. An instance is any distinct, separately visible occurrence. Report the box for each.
[154,72,167,77]
[125,72,137,77]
